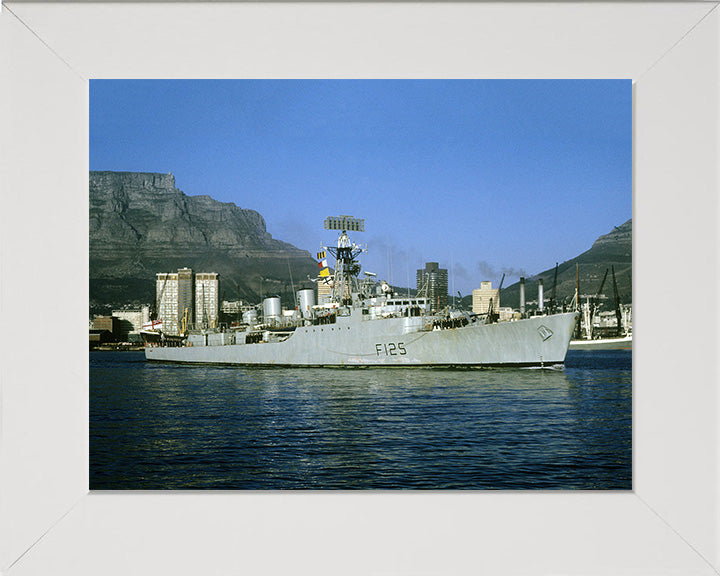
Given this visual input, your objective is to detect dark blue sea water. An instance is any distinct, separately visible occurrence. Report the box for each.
[89,350,631,490]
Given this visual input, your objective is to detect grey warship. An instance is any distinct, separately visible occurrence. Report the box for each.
[145,216,578,367]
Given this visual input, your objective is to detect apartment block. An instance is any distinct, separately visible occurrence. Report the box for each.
[416,262,448,312]
[195,273,219,329]
[155,269,220,334]
[472,281,500,315]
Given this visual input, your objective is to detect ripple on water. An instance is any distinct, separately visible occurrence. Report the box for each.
[90,350,631,489]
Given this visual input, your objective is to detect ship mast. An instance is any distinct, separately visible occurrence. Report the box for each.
[322,215,366,306]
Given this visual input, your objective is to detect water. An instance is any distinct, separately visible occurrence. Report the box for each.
[90,350,631,490]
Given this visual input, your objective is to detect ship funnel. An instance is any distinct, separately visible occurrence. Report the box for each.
[297,289,316,318]
[519,277,525,315]
[263,297,282,324]
[538,279,544,313]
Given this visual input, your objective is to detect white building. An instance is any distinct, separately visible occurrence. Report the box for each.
[472,281,500,315]
[155,269,219,334]
[111,306,151,335]
[498,307,517,322]
[195,273,219,329]
[156,272,180,334]
[221,300,243,314]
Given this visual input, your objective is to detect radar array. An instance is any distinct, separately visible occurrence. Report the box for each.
[322,215,366,306]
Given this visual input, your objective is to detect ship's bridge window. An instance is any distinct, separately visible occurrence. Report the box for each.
[402,301,409,305]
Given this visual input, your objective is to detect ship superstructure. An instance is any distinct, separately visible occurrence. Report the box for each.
[569,265,632,351]
[145,216,578,367]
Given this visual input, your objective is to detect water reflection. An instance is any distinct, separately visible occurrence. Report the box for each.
[90,350,631,489]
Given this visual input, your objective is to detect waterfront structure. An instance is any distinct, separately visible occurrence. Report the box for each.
[416,262,448,312]
[89,329,114,347]
[195,273,219,329]
[112,306,151,337]
[472,281,500,316]
[156,272,180,334]
[177,267,195,330]
[92,315,120,337]
[155,269,219,334]
[498,307,517,322]
[221,300,243,315]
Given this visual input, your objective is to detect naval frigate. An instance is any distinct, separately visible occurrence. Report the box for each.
[144,216,578,367]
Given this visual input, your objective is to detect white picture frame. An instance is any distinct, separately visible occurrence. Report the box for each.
[1,2,718,574]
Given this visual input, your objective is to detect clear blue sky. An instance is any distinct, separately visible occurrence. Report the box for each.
[90,80,631,295]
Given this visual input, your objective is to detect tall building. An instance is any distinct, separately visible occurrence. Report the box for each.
[472,281,500,315]
[195,273,219,329]
[177,267,194,330]
[417,262,448,312]
[155,269,219,334]
[156,272,180,334]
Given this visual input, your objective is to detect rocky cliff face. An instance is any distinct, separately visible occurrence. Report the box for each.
[89,171,318,312]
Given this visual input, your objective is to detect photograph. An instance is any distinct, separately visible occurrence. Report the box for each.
[4,2,719,574]
[89,79,632,490]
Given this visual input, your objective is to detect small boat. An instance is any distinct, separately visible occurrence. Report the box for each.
[140,319,163,345]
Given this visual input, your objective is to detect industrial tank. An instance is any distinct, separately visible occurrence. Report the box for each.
[263,297,282,322]
[297,289,316,318]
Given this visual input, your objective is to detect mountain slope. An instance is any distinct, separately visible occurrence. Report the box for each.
[89,171,319,312]
[499,219,632,311]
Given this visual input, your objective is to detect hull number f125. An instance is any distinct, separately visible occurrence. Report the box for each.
[375,343,407,356]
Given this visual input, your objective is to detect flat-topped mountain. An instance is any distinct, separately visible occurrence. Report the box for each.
[89,171,319,313]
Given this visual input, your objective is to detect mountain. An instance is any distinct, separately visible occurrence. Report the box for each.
[89,171,319,314]
[498,219,632,312]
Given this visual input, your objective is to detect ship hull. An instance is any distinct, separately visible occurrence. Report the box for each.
[569,334,632,351]
[145,312,578,367]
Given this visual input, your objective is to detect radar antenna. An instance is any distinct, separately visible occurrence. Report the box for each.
[322,215,366,306]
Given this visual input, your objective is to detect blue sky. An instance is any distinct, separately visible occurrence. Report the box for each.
[90,80,631,295]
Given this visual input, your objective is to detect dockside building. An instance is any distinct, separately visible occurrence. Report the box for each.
[195,273,219,329]
[472,281,500,315]
[156,268,219,334]
[417,262,448,312]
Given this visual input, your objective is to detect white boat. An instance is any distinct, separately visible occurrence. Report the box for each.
[569,285,632,351]
[145,217,578,367]
[139,319,163,344]
[569,334,632,351]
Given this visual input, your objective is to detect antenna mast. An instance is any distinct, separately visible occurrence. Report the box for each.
[323,215,366,306]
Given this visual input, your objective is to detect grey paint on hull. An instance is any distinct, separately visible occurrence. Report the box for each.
[145,311,579,367]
